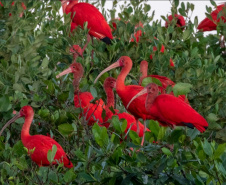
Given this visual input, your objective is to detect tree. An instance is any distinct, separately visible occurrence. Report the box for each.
[0,0,226,184]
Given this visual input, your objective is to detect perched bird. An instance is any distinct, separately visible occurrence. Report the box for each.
[126,83,208,132]
[130,22,144,43]
[94,56,156,140]
[56,62,105,126]
[61,0,113,44]
[139,60,188,103]
[103,77,150,139]
[149,37,165,60]
[198,3,226,31]
[69,35,91,63]
[0,106,73,168]
[165,14,186,28]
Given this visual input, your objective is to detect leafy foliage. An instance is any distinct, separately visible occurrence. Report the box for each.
[0,0,226,184]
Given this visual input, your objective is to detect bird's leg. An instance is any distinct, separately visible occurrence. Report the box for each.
[136,119,140,135]
[141,120,146,146]
[91,36,94,66]
[220,35,225,49]
[81,34,91,55]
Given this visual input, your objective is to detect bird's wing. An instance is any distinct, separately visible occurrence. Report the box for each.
[154,95,208,132]
[71,3,113,39]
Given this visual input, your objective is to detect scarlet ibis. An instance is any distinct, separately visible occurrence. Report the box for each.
[61,0,113,44]
[165,14,186,28]
[1,1,26,17]
[169,58,175,67]
[198,3,226,31]
[103,77,150,139]
[94,56,157,139]
[0,106,73,168]
[149,37,165,60]
[139,60,188,103]
[70,35,91,62]
[130,22,144,43]
[126,83,208,132]
[56,62,105,126]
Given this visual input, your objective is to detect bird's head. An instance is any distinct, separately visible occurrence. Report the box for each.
[56,62,84,79]
[140,60,148,74]
[126,83,159,109]
[0,106,34,136]
[165,14,185,28]
[104,77,116,90]
[94,56,132,84]
[70,45,83,57]
[19,106,34,117]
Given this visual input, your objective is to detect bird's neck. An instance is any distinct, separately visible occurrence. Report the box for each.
[139,69,147,85]
[105,88,115,109]
[21,113,33,143]
[145,92,158,111]
[73,75,81,94]
[116,65,131,93]
[65,0,78,14]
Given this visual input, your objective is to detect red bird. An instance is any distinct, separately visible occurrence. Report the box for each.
[126,83,208,132]
[139,60,188,104]
[56,63,105,126]
[198,3,226,31]
[149,37,165,60]
[61,0,113,44]
[0,106,73,168]
[130,22,144,43]
[165,14,186,28]
[103,77,150,139]
[94,56,157,139]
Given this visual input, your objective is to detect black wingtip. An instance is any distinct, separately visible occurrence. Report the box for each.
[183,122,195,129]
[204,126,208,129]
[101,37,112,45]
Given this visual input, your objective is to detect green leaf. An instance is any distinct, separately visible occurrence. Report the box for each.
[162,147,172,156]
[47,145,57,163]
[144,4,151,13]
[64,169,76,182]
[40,57,49,69]
[90,86,97,98]
[0,95,12,112]
[148,120,160,139]
[207,113,219,122]
[214,55,221,63]
[141,77,162,87]
[213,143,226,159]
[111,115,123,133]
[58,123,74,136]
[173,83,193,97]
[174,0,179,7]
[182,29,192,40]
[129,130,140,144]
[92,123,109,148]
[202,139,213,156]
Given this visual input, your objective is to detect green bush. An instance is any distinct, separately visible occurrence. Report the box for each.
[0,0,226,184]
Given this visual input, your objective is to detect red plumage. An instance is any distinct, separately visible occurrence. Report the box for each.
[165,14,186,28]
[198,4,226,31]
[63,0,113,41]
[0,106,73,168]
[103,77,150,137]
[129,83,208,132]
[139,60,189,104]
[56,63,105,126]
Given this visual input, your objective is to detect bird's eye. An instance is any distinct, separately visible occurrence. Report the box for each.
[22,109,24,112]
[73,66,75,69]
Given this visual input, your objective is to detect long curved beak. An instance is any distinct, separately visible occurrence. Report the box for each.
[56,67,72,79]
[0,113,21,136]
[126,88,147,109]
[94,61,120,84]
